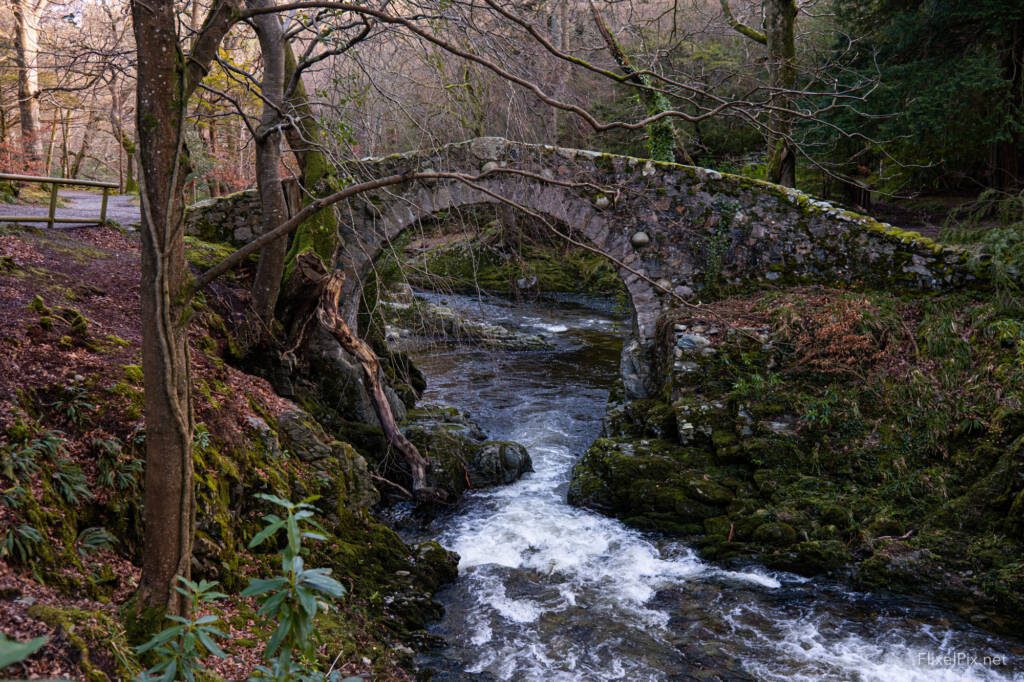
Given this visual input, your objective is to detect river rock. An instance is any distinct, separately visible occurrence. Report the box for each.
[621,340,656,399]
[403,405,533,502]
[468,441,533,486]
[676,332,711,351]
[516,275,538,290]
[631,231,651,247]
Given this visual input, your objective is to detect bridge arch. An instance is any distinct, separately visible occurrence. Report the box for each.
[336,154,660,343]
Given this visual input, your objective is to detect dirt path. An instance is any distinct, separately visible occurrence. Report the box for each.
[0,189,141,229]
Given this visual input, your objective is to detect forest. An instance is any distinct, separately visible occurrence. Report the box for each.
[1,0,1023,680]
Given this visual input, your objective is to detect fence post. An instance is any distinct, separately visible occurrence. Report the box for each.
[100,186,109,225]
[47,182,59,230]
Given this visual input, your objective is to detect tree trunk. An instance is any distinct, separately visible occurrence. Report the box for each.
[59,109,70,178]
[132,0,196,619]
[207,121,221,197]
[129,0,240,621]
[44,115,56,174]
[69,114,97,178]
[282,44,342,274]
[720,0,797,186]
[248,0,290,326]
[109,78,138,193]
[764,0,797,187]
[11,0,44,169]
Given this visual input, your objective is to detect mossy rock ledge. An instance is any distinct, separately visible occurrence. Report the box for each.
[568,286,1024,635]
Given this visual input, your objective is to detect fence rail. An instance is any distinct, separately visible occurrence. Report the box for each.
[0,172,119,229]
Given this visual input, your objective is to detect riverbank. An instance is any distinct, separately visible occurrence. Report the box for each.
[0,224,458,680]
[378,211,1024,639]
[569,284,1024,634]
[395,289,1024,680]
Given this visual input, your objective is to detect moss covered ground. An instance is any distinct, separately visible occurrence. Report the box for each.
[0,226,456,680]
[569,285,1024,634]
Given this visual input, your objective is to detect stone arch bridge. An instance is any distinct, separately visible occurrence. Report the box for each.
[187,137,984,395]
[335,139,976,323]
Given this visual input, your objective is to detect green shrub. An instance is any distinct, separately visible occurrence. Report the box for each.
[135,577,228,682]
[243,494,349,681]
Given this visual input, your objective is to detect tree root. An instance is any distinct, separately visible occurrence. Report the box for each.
[299,252,447,504]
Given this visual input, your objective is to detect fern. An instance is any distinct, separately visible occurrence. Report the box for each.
[94,437,142,491]
[76,526,117,556]
[1,523,45,564]
[52,459,93,504]
[941,189,1024,284]
[49,385,96,427]
[192,424,212,452]
[1,431,68,482]
[0,485,27,510]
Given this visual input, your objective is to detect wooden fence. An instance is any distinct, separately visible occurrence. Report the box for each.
[0,172,119,229]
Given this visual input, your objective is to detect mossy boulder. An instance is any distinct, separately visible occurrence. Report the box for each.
[568,437,736,533]
[402,406,532,500]
[751,521,798,546]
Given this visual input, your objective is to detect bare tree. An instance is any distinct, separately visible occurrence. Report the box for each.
[247,0,290,326]
[589,0,693,164]
[9,0,45,167]
[130,0,239,618]
[720,0,797,186]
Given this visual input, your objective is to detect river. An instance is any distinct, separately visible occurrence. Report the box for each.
[396,291,1024,681]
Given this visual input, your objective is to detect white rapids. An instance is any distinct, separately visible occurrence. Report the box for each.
[405,292,1024,681]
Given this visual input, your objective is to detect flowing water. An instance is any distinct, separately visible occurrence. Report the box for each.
[397,292,1024,681]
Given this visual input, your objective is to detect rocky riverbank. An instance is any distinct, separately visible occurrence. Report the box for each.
[0,224,527,680]
[568,285,1024,634]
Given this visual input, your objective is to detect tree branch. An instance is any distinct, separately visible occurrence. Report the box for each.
[720,0,767,44]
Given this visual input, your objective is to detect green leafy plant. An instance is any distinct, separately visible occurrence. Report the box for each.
[800,386,861,433]
[94,437,143,491]
[135,577,227,682]
[51,459,92,504]
[0,445,38,481]
[242,494,346,680]
[27,431,68,459]
[729,372,784,402]
[76,527,117,556]
[192,424,212,452]
[1,523,45,564]
[0,633,48,668]
[0,484,27,510]
[1,431,68,482]
[49,385,96,427]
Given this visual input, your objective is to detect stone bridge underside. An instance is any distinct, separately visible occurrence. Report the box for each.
[335,138,981,346]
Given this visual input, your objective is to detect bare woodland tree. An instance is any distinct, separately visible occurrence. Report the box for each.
[130,0,238,617]
[9,0,45,167]
[720,0,798,186]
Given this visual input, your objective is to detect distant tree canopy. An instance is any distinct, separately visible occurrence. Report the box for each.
[826,0,1024,192]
